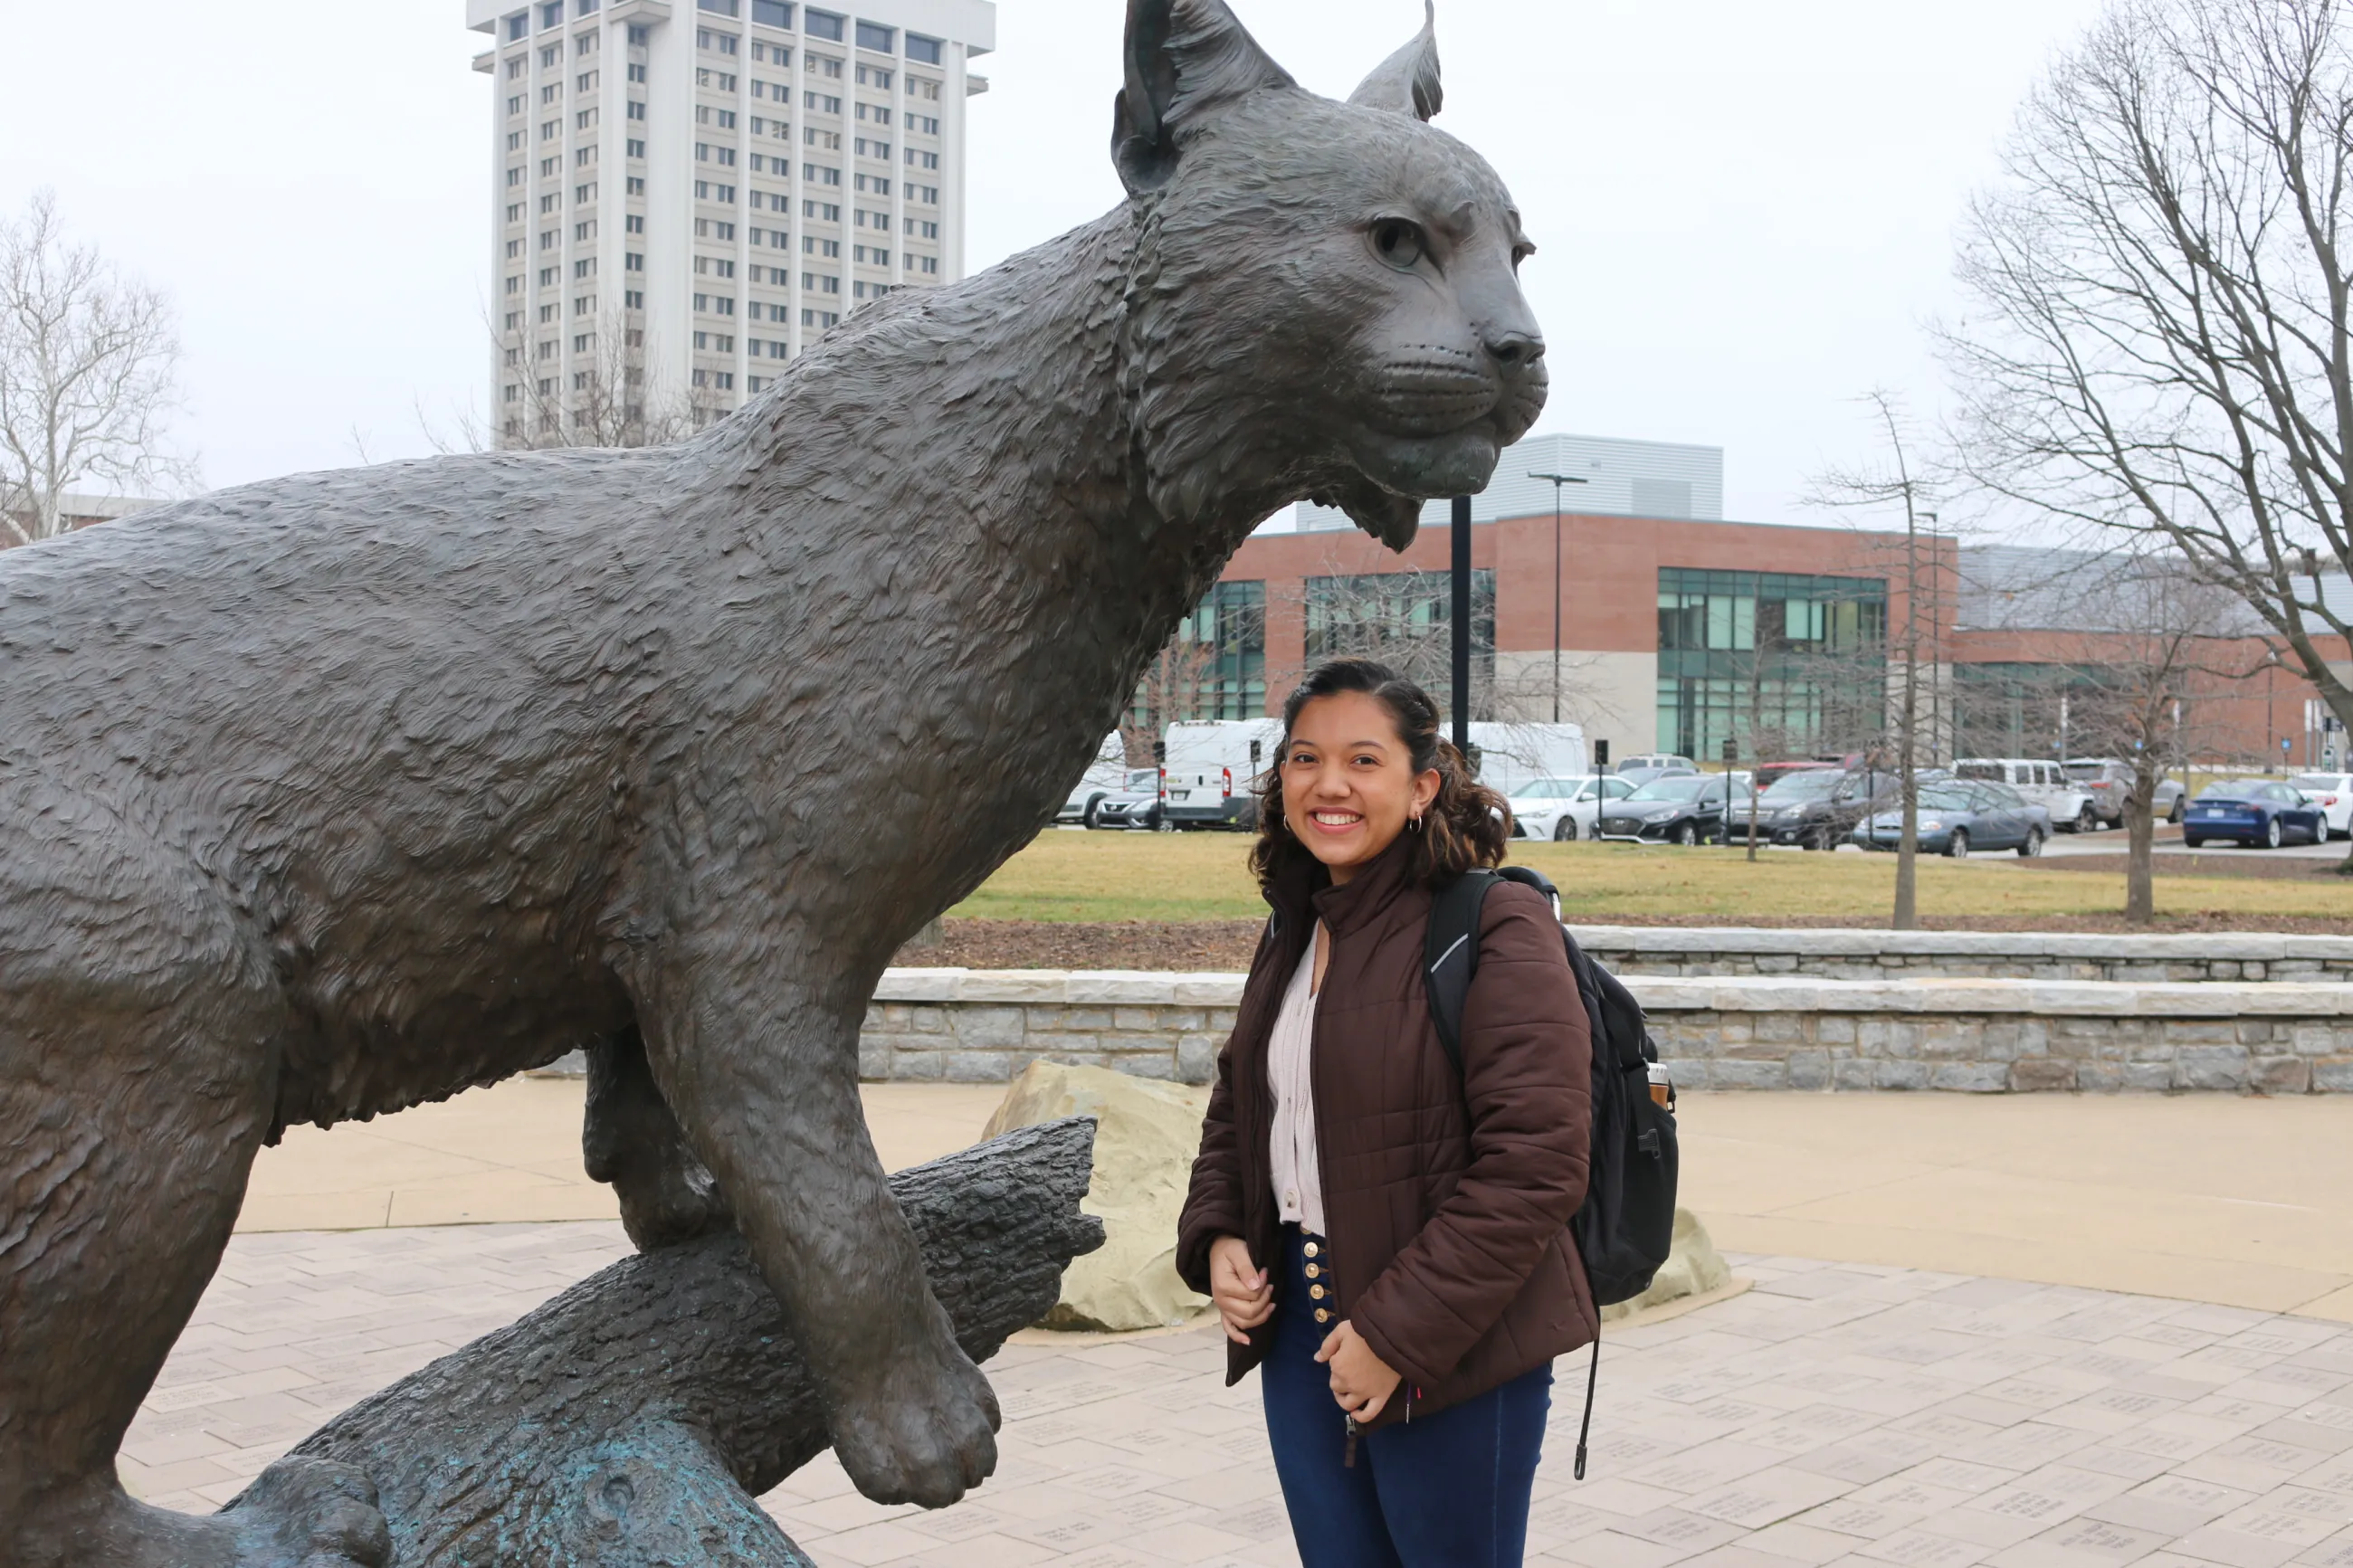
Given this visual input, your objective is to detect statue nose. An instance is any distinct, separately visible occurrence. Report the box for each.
[1485,330,1547,373]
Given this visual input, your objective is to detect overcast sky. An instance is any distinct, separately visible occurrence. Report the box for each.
[0,0,2108,523]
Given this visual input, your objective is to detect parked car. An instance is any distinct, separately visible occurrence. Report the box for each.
[1852,780,2053,859]
[1751,760,1838,793]
[1596,774,1756,846]
[1508,774,1637,842]
[1056,733,1132,827]
[1089,769,1169,831]
[1158,718,1281,831]
[1954,758,2103,833]
[2181,779,2329,849]
[2062,758,2187,827]
[1739,766,1901,851]
[2291,773,2353,840]
[1615,753,1699,776]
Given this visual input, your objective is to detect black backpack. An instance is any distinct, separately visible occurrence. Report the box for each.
[1424,865,1679,1478]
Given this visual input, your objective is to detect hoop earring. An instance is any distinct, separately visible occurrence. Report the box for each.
[1409,812,1425,833]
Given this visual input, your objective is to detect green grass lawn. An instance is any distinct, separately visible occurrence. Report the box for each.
[949,830,2353,925]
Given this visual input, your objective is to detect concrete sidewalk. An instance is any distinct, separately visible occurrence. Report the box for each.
[243,1081,2353,1320]
[134,1222,2353,1568]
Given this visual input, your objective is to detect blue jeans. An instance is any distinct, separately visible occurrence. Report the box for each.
[1260,1228,1553,1568]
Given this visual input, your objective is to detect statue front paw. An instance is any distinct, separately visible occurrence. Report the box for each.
[829,1340,1001,1509]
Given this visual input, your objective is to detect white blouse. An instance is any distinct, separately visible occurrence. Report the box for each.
[1267,929,1326,1237]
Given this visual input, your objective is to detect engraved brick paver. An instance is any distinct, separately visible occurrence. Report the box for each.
[127,1226,2353,1568]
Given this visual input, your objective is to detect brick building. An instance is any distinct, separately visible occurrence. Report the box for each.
[1169,434,2352,772]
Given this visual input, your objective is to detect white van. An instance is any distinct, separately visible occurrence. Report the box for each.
[1466,723,1589,800]
[1160,719,1283,830]
[1056,733,1131,827]
[1954,758,2103,833]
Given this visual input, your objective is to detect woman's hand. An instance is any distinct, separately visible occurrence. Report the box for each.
[1316,1320,1403,1421]
[1209,1235,1272,1345]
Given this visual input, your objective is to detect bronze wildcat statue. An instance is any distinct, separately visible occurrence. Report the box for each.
[0,0,1545,1561]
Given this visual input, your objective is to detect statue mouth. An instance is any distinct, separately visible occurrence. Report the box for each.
[1350,423,1507,503]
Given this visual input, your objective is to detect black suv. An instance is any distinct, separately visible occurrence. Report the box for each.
[1735,767,1900,851]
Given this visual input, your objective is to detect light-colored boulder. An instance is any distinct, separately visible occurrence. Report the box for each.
[1601,1209,1731,1322]
[984,1060,1212,1331]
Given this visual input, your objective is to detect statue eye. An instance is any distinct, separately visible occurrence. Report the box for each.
[1372,219,1427,271]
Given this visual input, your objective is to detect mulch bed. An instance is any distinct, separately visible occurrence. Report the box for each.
[2023,852,2353,881]
[905,911,2353,970]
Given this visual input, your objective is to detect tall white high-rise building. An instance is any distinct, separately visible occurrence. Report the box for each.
[466,0,996,447]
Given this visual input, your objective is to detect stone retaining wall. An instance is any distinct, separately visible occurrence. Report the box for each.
[862,971,1242,1086]
[1568,927,2353,984]
[862,969,2353,1095]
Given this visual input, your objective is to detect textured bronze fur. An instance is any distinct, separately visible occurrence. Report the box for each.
[0,1,1543,1561]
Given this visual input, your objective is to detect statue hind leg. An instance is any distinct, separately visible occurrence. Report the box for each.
[584,1024,732,1251]
[0,779,386,1568]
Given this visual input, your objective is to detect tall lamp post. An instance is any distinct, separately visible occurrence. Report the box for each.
[1453,496,1473,755]
[2265,646,2284,770]
[1528,471,1590,724]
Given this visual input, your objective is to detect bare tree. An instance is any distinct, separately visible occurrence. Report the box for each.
[1942,0,2353,871]
[1292,564,1497,717]
[2020,553,2253,919]
[491,308,719,452]
[1123,632,1224,760]
[1805,391,1941,927]
[0,191,184,547]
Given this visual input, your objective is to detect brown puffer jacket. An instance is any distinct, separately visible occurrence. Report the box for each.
[1176,836,1596,1427]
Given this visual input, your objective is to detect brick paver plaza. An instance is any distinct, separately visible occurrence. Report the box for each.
[127,1221,2353,1568]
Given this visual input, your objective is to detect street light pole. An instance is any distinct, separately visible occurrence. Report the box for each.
[1528,471,1590,725]
[1452,495,1473,755]
[2266,646,2283,770]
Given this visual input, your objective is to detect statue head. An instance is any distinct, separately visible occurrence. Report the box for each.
[1112,0,1547,548]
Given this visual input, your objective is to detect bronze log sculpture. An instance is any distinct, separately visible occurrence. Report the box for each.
[0,0,1546,1561]
[226,1119,1104,1568]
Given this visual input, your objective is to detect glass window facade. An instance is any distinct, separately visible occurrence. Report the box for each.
[1305,570,1497,719]
[1657,567,1888,762]
[1132,581,1266,727]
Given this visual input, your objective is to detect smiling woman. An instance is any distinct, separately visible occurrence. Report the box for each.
[1182,655,1596,1568]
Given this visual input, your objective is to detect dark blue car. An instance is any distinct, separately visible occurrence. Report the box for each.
[2181,780,2328,849]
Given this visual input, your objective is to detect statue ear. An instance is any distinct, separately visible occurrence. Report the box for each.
[1347,1,1443,122]
[1112,0,1297,195]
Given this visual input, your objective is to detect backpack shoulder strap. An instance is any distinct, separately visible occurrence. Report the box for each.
[1424,870,1501,1075]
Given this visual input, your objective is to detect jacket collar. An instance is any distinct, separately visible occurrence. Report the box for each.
[1265,832,1422,941]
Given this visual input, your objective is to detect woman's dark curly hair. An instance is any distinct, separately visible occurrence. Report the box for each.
[1251,658,1511,896]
